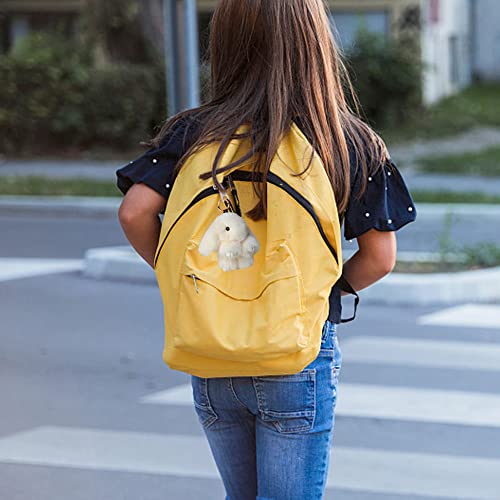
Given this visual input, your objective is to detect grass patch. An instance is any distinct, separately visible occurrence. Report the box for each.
[411,189,500,204]
[394,260,499,273]
[394,261,467,273]
[0,176,120,197]
[381,84,500,144]
[395,243,500,273]
[417,146,500,177]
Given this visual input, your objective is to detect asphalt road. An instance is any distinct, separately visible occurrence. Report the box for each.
[1,205,499,260]
[1,212,500,500]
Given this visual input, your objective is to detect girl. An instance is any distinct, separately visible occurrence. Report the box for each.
[116,1,416,498]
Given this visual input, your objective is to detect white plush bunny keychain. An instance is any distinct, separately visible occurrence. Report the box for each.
[198,175,260,272]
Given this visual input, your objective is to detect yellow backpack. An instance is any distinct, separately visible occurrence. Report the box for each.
[154,121,351,378]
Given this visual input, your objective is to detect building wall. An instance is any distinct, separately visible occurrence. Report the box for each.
[420,0,472,104]
[471,0,500,81]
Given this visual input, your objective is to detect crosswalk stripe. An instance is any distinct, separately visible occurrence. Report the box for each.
[336,383,500,427]
[142,382,500,428]
[0,258,83,282]
[140,385,192,405]
[419,304,500,329]
[329,446,500,499]
[342,336,500,371]
[0,426,498,499]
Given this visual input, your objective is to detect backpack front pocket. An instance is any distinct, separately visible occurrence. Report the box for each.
[172,240,308,362]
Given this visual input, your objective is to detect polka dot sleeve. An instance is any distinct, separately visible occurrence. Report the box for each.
[115,116,198,205]
[343,157,417,241]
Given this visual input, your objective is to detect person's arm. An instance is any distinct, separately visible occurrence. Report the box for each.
[340,228,397,295]
[117,183,167,269]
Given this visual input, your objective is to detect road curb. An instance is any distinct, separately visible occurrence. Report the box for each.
[2,195,500,218]
[0,195,121,216]
[84,246,500,305]
[359,266,500,305]
[84,246,155,283]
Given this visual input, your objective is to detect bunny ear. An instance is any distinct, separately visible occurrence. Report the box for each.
[198,223,220,256]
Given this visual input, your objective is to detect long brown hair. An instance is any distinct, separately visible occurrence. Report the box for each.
[147,0,389,219]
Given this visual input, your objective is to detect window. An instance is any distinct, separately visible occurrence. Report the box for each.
[449,35,460,84]
[330,10,390,50]
[5,12,78,52]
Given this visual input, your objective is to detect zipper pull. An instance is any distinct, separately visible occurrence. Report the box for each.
[191,274,199,294]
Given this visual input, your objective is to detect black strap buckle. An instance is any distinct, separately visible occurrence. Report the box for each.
[336,275,360,323]
[219,175,242,216]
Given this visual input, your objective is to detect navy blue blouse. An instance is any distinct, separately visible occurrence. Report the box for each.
[116,116,417,323]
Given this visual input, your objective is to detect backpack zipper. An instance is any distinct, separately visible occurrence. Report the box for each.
[154,172,339,267]
[191,274,199,293]
[155,186,217,267]
[231,171,339,265]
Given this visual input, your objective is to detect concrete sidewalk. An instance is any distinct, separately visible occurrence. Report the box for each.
[389,126,500,168]
[2,156,500,195]
[403,172,500,196]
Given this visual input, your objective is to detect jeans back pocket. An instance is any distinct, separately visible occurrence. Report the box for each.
[252,369,316,434]
[191,375,219,429]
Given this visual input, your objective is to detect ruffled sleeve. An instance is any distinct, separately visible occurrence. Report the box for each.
[343,157,417,241]
[115,116,199,204]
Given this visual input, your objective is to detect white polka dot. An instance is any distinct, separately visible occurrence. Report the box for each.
[129,161,133,164]
[365,212,370,218]
[408,206,413,212]
[387,171,391,176]
[152,158,158,163]
[368,176,372,182]
[388,218,393,224]
[166,184,170,188]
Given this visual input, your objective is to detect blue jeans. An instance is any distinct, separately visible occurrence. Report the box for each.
[191,320,342,500]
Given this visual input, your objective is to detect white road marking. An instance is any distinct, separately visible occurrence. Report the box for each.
[419,304,500,329]
[0,426,499,499]
[342,336,500,372]
[0,258,83,282]
[140,383,193,405]
[329,446,500,499]
[337,383,500,427]
[140,384,193,405]
[143,382,500,428]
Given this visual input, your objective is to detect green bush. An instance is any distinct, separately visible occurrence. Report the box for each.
[345,30,423,128]
[1,25,424,154]
[82,0,159,64]
[0,30,163,154]
[80,64,158,148]
[0,31,89,152]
